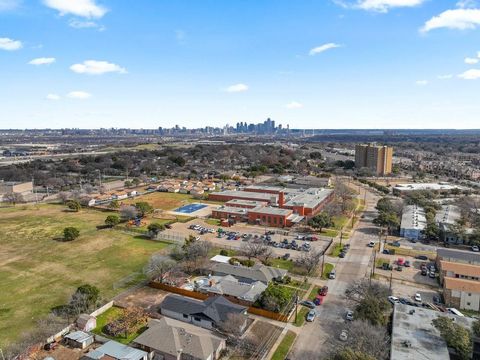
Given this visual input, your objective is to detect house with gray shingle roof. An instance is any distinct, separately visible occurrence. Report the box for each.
[210,262,287,284]
[134,317,226,360]
[159,295,247,331]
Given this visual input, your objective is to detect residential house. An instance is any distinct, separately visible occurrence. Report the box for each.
[82,340,148,360]
[196,275,267,305]
[437,248,480,311]
[134,317,226,360]
[159,295,248,331]
[211,262,287,285]
[64,331,94,349]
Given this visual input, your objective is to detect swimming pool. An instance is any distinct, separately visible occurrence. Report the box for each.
[174,203,207,213]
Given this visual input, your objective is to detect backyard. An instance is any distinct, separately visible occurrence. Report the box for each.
[0,204,170,347]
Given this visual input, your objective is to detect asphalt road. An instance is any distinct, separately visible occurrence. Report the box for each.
[289,187,380,360]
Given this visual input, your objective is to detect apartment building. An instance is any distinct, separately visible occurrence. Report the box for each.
[355,144,393,176]
[436,248,480,312]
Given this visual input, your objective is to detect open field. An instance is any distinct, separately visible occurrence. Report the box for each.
[122,191,222,211]
[0,204,170,347]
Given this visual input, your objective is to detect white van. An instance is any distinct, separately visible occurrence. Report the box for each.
[329,269,336,279]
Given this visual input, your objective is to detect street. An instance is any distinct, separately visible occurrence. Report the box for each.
[289,187,380,359]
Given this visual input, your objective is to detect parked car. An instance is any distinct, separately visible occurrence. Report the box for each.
[397,258,405,266]
[306,309,316,322]
[339,330,348,341]
[391,241,401,247]
[368,241,375,247]
[345,310,354,321]
[433,295,442,305]
[328,270,336,279]
[388,296,399,305]
[429,272,436,279]
[421,269,428,276]
[300,300,316,309]
[383,249,390,254]
[471,245,480,252]
[416,255,429,260]
[414,293,422,302]
[319,286,328,296]
[339,251,346,258]
[396,266,403,271]
[404,260,411,267]
[282,253,291,260]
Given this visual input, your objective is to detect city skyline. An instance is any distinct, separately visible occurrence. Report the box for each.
[2,0,480,129]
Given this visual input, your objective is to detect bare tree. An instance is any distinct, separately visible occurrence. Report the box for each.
[295,249,322,275]
[3,192,25,205]
[345,280,390,304]
[241,241,269,260]
[143,254,177,282]
[218,312,248,337]
[335,181,356,214]
[343,320,390,360]
[58,191,70,204]
[120,205,138,220]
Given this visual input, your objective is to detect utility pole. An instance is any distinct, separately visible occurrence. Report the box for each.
[389,272,393,291]
[340,231,343,247]
[372,249,377,277]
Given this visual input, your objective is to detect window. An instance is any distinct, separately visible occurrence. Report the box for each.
[183,314,188,319]
[468,293,472,296]
[467,302,471,306]
[194,316,201,322]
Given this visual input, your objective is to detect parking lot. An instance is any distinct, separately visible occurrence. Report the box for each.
[165,218,332,259]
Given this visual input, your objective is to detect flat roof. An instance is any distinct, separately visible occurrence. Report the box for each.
[435,205,461,226]
[249,206,293,216]
[214,206,249,215]
[391,303,475,360]
[284,188,333,209]
[394,183,461,191]
[212,190,276,201]
[444,277,480,293]
[437,248,480,265]
[225,199,268,207]
[400,205,427,230]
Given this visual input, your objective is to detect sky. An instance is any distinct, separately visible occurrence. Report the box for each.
[1,0,480,129]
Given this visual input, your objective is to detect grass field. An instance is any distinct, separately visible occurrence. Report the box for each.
[321,263,334,279]
[0,204,170,347]
[122,191,222,211]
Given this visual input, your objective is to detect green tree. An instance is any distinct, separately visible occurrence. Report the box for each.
[432,316,472,360]
[108,200,119,209]
[66,199,81,212]
[308,212,333,232]
[423,222,440,241]
[63,227,80,241]
[135,201,154,217]
[473,319,480,338]
[75,284,100,306]
[373,211,399,234]
[105,214,120,227]
[257,284,293,313]
[355,296,389,326]
[147,222,165,238]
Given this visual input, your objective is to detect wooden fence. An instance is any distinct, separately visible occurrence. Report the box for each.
[149,281,290,322]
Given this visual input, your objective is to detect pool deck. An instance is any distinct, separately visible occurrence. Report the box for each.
[167,203,217,218]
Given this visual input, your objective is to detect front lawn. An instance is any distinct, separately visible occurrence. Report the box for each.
[271,330,297,359]
[321,263,334,279]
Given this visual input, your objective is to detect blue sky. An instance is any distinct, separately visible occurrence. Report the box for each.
[1,0,480,129]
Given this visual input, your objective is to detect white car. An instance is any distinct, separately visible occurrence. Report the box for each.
[368,241,375,248]
[414,293,422,302]
[388,296,399,305]
[472,245,479,252]
[339,330,348,341]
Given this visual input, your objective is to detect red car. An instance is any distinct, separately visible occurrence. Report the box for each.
[397,258,405,266]
[319,286,329,296]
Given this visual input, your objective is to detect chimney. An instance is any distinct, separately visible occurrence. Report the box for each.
[279,191,285,207]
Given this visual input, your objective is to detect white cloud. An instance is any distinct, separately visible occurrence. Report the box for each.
[285,101,304,109]
[309,43,342,56]
[0,37,22,51]
[437,74,453,79]
[477,51,480,58]
[68,19,105,31]
[456,0,477,9]
[465,57,479,64]
[0,0,21,12]
[67,91,92,99]
[43,0,107,18]
[458,69,480,79]
[70,60,127,75]
[225,83,249,93]
[357,0,425,12]
[421,8,480,32]
[415,80,428,86]
[29,57,56,65]
[333,0,424,12]
[46,94,60,100]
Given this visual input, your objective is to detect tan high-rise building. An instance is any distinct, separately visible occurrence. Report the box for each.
[355,144,393,176]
